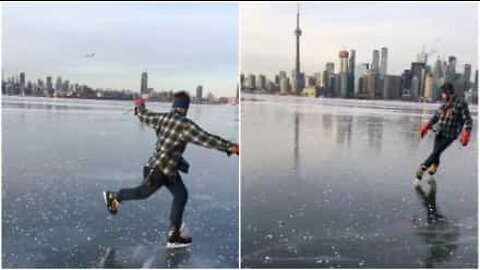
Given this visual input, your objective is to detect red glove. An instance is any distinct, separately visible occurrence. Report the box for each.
[133,97,145,107]
[460,130,470,146]
[420,123,430,139]
[228,144,239,156]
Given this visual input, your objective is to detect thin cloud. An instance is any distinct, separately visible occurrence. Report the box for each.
[241,2,477,79]
[3,3,238,97]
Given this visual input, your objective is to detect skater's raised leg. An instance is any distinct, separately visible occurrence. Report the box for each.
[103,167,163,214]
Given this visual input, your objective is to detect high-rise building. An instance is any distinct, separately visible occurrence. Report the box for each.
[257,74,266,90]
[313,72,323,87]
[383,75,402,100]
[463,64,472,91]
[355,63,369,97]
[247,74,256,89]
[326,62,335,74]
[196,85,203,104]
[348,50,356,98]
[359,70,375,99]
[322,62,335,97]
[433,57,444,79]
[63,80,69,92]
[411,76,419,100]
[280,77,289,95]
[304,75,315,88]
[140,72,148,94]
[46,76,53,97]
[417,46,428,64]
[293,4,302,95]
[475,70,479,93]
[432,57,444,101]
[333,74,341,98]
[473,70,478,104]
[338,50,349,98]
[445,56,457,83]
[274,75,281,85]
[380,47,388,76]
[55,77,62,91]
[410,62,426,99]
[338,50,349,73]
[19,72,25,96]
[26,81,33,96]
[348,50,356,74]
[400,69,413,98]
[464,64,472,81]
[372,50,380,73]
[423,72,434,102]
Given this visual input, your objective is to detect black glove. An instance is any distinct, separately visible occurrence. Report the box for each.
[134,104,146,115]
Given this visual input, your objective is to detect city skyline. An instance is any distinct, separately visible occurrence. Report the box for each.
[241,2,477,79]
[2,3,239,97]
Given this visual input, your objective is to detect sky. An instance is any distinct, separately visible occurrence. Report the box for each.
[241,2,478,80]
[2,3,238,97]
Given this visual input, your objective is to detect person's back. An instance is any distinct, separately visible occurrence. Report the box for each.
[136,102,236,179]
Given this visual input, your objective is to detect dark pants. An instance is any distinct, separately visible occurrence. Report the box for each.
[116,166,188,230]
[422,134,455,168]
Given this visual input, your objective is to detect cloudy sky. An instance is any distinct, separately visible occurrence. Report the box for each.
[241,2,478,80]
[3,3,238,97]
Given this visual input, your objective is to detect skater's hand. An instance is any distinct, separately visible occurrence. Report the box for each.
[460,129,470,146]
[133,97,145,107]
[133,97,146,115]
[227,144,239,156]
[420,123,430,139]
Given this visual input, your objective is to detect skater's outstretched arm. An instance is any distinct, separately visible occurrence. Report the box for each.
[459,100,473,146]
[182,119,239,155]
[134,98,166,130]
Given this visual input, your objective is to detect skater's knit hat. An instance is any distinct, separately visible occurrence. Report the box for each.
[440,82,455,95]
[172,91,191,110]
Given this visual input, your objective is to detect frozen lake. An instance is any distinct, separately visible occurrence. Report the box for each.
[2,96,239,268]
[241,94,477,268]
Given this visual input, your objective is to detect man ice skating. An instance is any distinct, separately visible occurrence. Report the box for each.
[416,82,472,182]
[103,91,239,247]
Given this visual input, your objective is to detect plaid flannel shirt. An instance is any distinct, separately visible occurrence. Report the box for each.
[429,96,473,140]
[136,106,234,179]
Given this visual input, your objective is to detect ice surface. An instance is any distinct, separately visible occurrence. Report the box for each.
[241,94,477,268]
[2,97,239,268]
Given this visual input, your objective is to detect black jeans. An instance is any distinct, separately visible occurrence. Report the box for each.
[422,134,455,168]
[116,166,188,230]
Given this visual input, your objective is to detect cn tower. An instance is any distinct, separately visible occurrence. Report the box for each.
[294,3,302,95]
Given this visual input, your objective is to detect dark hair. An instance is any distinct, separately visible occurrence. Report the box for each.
[174,91,191,101]
[441,82,454,95]
[172,91,191,110]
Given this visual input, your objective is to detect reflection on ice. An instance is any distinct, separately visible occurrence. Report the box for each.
[413,179,461,268]
[242,95,477,268]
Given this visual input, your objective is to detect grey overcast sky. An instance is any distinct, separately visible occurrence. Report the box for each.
[3,3,238,97]
[241,2,478,80]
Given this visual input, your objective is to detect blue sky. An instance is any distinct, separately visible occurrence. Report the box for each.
[3,3,238,97]
[241,2,478,80]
